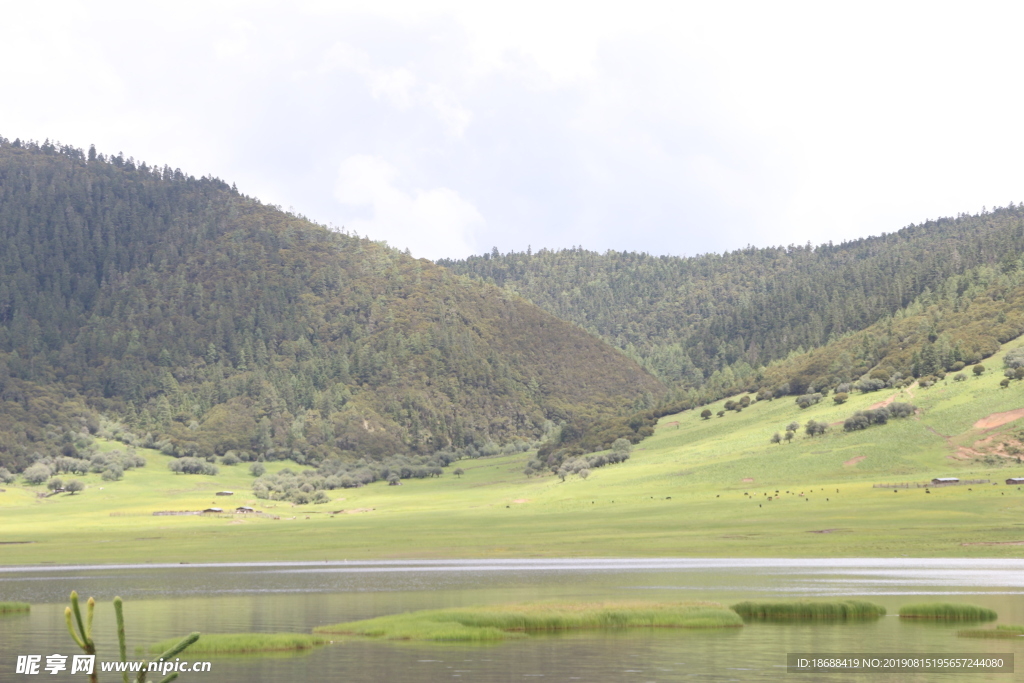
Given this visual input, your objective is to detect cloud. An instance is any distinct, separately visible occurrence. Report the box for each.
[334,155,483,259]
[320,41,472,136]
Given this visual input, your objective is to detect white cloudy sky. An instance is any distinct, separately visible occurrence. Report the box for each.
[3,1,1023,260]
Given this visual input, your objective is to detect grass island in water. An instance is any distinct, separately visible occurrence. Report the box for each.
[315,601,742,642]
[146,633,329,655]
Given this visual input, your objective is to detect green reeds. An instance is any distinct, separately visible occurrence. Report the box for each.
[958,625,1024,638]
[315,601,742,642]
[898,603,997,621]
[730,600,886,621]
[0,602,30,614]
[146,633,328,655]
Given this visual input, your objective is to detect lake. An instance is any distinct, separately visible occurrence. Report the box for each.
[2,558,1022,681]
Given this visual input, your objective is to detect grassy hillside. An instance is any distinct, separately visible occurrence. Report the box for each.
[4,335,1024,564]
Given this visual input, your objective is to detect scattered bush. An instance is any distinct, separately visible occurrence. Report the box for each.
[1004,348,1024,369]
[101,465,123,481]
[832,392,848,404]
[855,378,886,393]
[168,457,219,475]
[64,480,84,494]
[700,409,712,420]
[0,467,16,484]
[973,364,986,376]
[249,462,266,477]
[221,452,240,466]
[953,373,967,382]
[804,420,827,437]
[795,393,823,409]
[23,463,52,485]
[844,403,916,431]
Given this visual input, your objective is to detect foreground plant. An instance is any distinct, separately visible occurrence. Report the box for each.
[65,591,199,683]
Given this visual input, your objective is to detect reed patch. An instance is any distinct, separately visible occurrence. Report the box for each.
[899,603,997,621]
[0,602,30,614]
[730,600,886,621]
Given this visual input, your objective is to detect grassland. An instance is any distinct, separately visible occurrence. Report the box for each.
[2,338,1024,565]
[314,601,741,641]
[899,603,998,621]
[730,600,885,621]
[145,633,329,655]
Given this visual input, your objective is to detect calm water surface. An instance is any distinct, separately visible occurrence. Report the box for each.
[1,558,1022,682]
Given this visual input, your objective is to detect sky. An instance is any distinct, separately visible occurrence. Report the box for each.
[3,1,1024,260]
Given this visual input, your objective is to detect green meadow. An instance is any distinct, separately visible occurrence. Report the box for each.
[3,339,1024,565]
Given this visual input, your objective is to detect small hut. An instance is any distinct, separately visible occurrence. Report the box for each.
[235,506,255,514]
[1006,477,1024,485]
[202,507,223,513]
[215,491,234,496]
[931,477,959,485]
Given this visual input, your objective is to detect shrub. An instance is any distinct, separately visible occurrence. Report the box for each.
[855,378,886,392]
[805,420,827,437]
[888,402,915,418]
[832,392,849,405]
[700,409,712,420]
[973,364,986,376]
[249,462,265,477]
[101,465,123,481]
[1004,348,1024,369]
[23,463,52,485]
[950,361,966,372]
[795,393,822,409]
[953,373,967,382]
[168,458,219,475]
[64,480,84,494]
[221,453,240,466]
[0,467,15,484]
[47,477,64,491]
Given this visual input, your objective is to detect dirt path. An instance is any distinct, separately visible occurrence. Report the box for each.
[843,456,865,467]
[867,385,915,411]
[973,407,1024,430]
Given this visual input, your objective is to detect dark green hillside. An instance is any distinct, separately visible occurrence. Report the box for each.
[0,139,662,472]
[441,209,1024,390]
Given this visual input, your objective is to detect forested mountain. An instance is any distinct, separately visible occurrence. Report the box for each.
[0,139,662,473]
[440,209,1024,392]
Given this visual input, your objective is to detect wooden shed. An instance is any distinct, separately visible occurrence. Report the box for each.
[1006,478,1024,485]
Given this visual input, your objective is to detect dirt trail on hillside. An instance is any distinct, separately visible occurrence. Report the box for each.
[973,408,1024,430]
[843,456,865,467]
[867,385,915,411]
